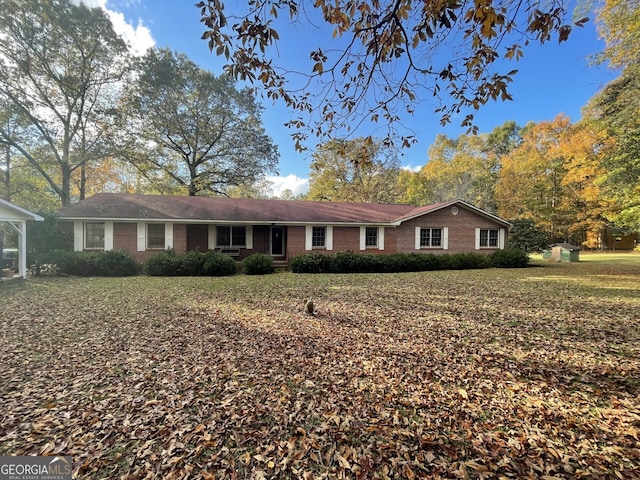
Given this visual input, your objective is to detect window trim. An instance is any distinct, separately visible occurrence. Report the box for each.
[84,222,105,250]
[365,226,378,248]
[146,223,166,250]
[415,226,448,250]
[311,226,326,248]
[216,225,247,248]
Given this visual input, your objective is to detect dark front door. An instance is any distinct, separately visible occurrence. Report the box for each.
[271,227,285,256]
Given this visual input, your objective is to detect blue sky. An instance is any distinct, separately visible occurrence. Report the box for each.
[92,0,617,196]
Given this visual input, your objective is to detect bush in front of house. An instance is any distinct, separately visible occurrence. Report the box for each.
[288,252,333,273]
[289,250,526,273]
[144,250,236,276]
[243,253,274,275]
[31,250,139,276]
[490,248,530,268]
[201,250,237,276]
[447,252,491,270]
[330,251,381,273]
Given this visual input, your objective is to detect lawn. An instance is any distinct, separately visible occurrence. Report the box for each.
[1,260,639,479]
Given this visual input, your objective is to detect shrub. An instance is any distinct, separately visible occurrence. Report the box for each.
[181,250,207,276]
[288,252,332,273]
[32,250,138,276]
[448,252,491,270]
[144,250,181,276]
[243,253,274,275]
[201,251,236,276]
[490,248,530,268]
[91,250,139,276]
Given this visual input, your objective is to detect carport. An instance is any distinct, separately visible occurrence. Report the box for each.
[0,199,44,279]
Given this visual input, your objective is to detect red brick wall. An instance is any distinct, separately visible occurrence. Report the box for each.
[396,206,508,254]
[286,226,307,258]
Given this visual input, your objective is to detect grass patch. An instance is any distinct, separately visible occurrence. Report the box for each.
[1,262,639,478]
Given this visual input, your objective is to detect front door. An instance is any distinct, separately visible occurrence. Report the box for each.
[271,227,285,256]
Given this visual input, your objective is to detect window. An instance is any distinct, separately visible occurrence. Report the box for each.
[312,226,326,247]
[480,229,499,248]
[365,227,378,248]
[216,226,246,247]
[85,223,104,249]
[420,228,442,248]
[147,224,165,249]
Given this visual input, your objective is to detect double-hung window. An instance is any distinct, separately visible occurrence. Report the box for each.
[147,224,166,249]
[216,226,246,247]
[312,226,326,248]
[85,223,105,249]
[479,229,499,248]
[420,227,442,248]
[365,227,378,248]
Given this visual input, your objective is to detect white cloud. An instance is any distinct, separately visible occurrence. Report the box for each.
[267,174,309,197]
[75,0,155,56]
[402,164,423,173]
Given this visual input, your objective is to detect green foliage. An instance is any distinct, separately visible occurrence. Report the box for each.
[32,250,139,277]
[288,252,332,273]
[243,253,274,275]
[490,248,530,268]
[447,252,492,270]
[144,249,236,276]
[26,214,71,267]
[508,219,549,252]
[202,250,237,276]
[329,251,382,273]
[289,251,509,273]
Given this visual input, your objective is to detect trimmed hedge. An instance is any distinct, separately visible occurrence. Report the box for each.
[243,253,274,275]
[32,250,139,276]
[144,249,236,276]
[489,248,530,268]
[289,250,529,273]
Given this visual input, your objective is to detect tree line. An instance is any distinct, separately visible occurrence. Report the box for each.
[0,0,278,208]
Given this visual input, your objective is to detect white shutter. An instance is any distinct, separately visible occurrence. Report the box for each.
[137,222,146,251]
[498,228,505,249]
[359,227,366,251]
[442,227,449,250]
[104,222,113,251]
[415,227,421,250]
[326,226,333,250]
[74,222,83,252]
[305,225,312,250]
[378,227,385,250]
[475,228,481,250]
[165,223,174,249]
[246,225,253,249]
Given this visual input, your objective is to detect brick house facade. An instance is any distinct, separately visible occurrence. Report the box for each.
[57,194,511,263]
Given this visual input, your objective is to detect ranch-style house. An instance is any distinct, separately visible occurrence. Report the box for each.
[56,194,511,263]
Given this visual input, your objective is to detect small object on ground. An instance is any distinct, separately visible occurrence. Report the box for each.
[304,298,315,316]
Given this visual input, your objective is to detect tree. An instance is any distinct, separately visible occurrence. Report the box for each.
[399,125,516,211]
[0,0,131,206]
[118,48,278,197]
[593,0,640,69]
[307,137,401,203]
[583,65,640,232]
[197,0,587,150]
[495,115,574,240]
[508,218,549,252]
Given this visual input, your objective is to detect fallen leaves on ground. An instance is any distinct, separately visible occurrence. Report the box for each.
[1,262,639,479]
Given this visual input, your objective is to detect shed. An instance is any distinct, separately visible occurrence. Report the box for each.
[0,199,44,279]
[549,243,581,263]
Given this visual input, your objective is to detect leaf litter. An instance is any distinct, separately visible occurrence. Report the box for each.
[0,264,639,479]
